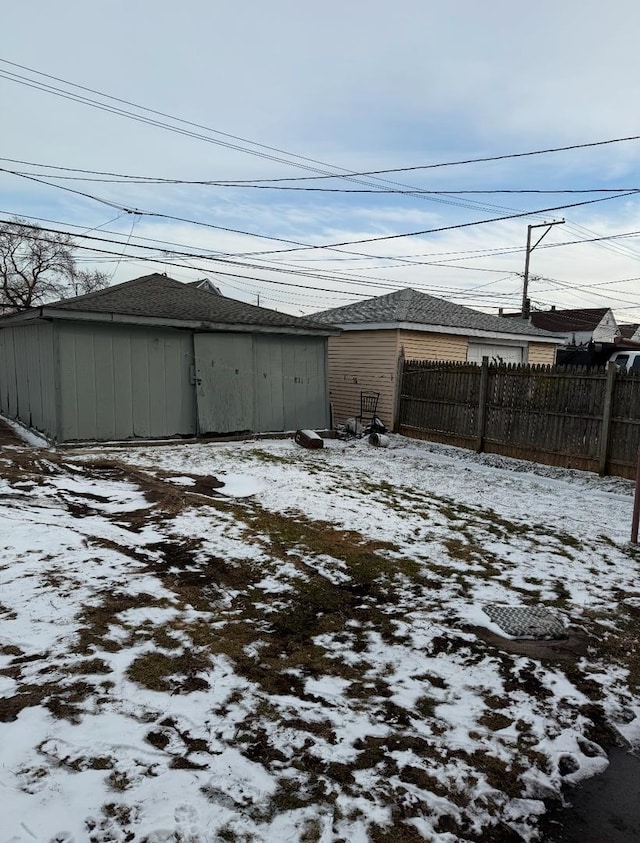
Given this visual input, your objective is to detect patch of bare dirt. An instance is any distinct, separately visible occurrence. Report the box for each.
[468,625,594,662]
[0,419,28,447]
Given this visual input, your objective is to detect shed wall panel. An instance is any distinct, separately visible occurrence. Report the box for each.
[93,331,116,441]
[254,335,285,432]
[40,325,57,435]
[195,333,329,433]
[58,322,195,441]
[327,330,399,426]
[0,323,56,437]
[24,331,43,425]
[148,337,170,437]
[130,333,151,438]
[12,332,29,421]
[0,330,18,418]
[74,330,99,440]
[112,334,133,440]
[3,320,329,441]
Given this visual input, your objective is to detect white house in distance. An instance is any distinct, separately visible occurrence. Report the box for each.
[312,288,563,428]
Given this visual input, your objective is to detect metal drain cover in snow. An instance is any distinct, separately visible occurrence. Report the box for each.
[484,604,566,640]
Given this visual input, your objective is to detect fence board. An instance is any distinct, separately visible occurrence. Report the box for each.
[399,360,640,478]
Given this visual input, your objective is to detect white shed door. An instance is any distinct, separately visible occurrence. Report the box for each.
[467,343,523,365]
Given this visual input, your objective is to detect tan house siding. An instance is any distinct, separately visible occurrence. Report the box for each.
[399,330,468,362]
[327,330,399,425]
[528,342,557,365]
[327,327,560,430]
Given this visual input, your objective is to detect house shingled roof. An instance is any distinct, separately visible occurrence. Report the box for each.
[311,288,561,338]
[502,307,611,333]
[40,273,332,332]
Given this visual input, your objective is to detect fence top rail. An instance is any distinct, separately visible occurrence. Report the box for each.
[402,359,618,376]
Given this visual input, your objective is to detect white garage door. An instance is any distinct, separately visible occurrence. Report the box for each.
[467,343,523,365]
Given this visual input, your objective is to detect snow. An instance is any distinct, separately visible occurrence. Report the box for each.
[2,416,49,447]
[1,434,639,841]
[216,472,266,498]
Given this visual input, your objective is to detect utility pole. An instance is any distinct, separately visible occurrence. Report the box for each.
[521,220,565,318]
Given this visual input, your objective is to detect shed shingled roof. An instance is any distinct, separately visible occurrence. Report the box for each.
[43,273,332,332]
[312,288,561,338]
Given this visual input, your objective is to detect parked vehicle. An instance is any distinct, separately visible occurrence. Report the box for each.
[609,350,640,372]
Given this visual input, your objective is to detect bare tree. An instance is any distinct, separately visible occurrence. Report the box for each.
[0,218,110,313]
[67,268,110,298]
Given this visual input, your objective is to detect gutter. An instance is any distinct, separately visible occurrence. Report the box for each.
[0,307,340,337]
[330,320,563,344]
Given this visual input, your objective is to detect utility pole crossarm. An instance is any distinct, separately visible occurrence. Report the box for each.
[521,219,565,318]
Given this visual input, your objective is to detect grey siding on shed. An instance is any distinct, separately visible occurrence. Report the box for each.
[255,334,329,432]
[194,333,255,434]
[0,323,56,438]
[195,333,329,434]
[278,336,329,432]
[57,322,196,441]
[1,318,329,442]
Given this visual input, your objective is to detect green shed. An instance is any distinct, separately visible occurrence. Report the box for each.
[0,274,337,443]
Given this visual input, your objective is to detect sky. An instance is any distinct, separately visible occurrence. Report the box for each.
[3,0,640,320]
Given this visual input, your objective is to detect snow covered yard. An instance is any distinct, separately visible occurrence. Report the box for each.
[1,432,640,842]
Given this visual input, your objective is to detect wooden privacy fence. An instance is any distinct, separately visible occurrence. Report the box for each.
[398,359,640,478]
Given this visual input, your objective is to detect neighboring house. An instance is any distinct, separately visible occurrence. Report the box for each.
[502,306,619,345]
[619,324,640,342]
[188,278,223,295]
[311,288,562,428]
[0,273,337,443]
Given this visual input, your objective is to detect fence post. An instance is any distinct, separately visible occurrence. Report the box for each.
[393,352,405,432]
[631,447,640,543]
[476,356,489,453]
[599,361,617,476]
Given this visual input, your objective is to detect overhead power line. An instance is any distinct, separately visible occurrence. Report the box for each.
[215,136,640,183]
[3,57,640,230]
[0,61,343,176]
[3,164,636,259]
[0,66,617,236]
[4,58,640,186]
[0,216,519,308]
[0,215,519,303]
[0,59,515,221]
[0,217,378,299]
[3,59,640,293]
[0,209,523,306]
[0,156,637,194]
[4,216,640,313]
[535,274,640,309]
[239,192,640,256]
